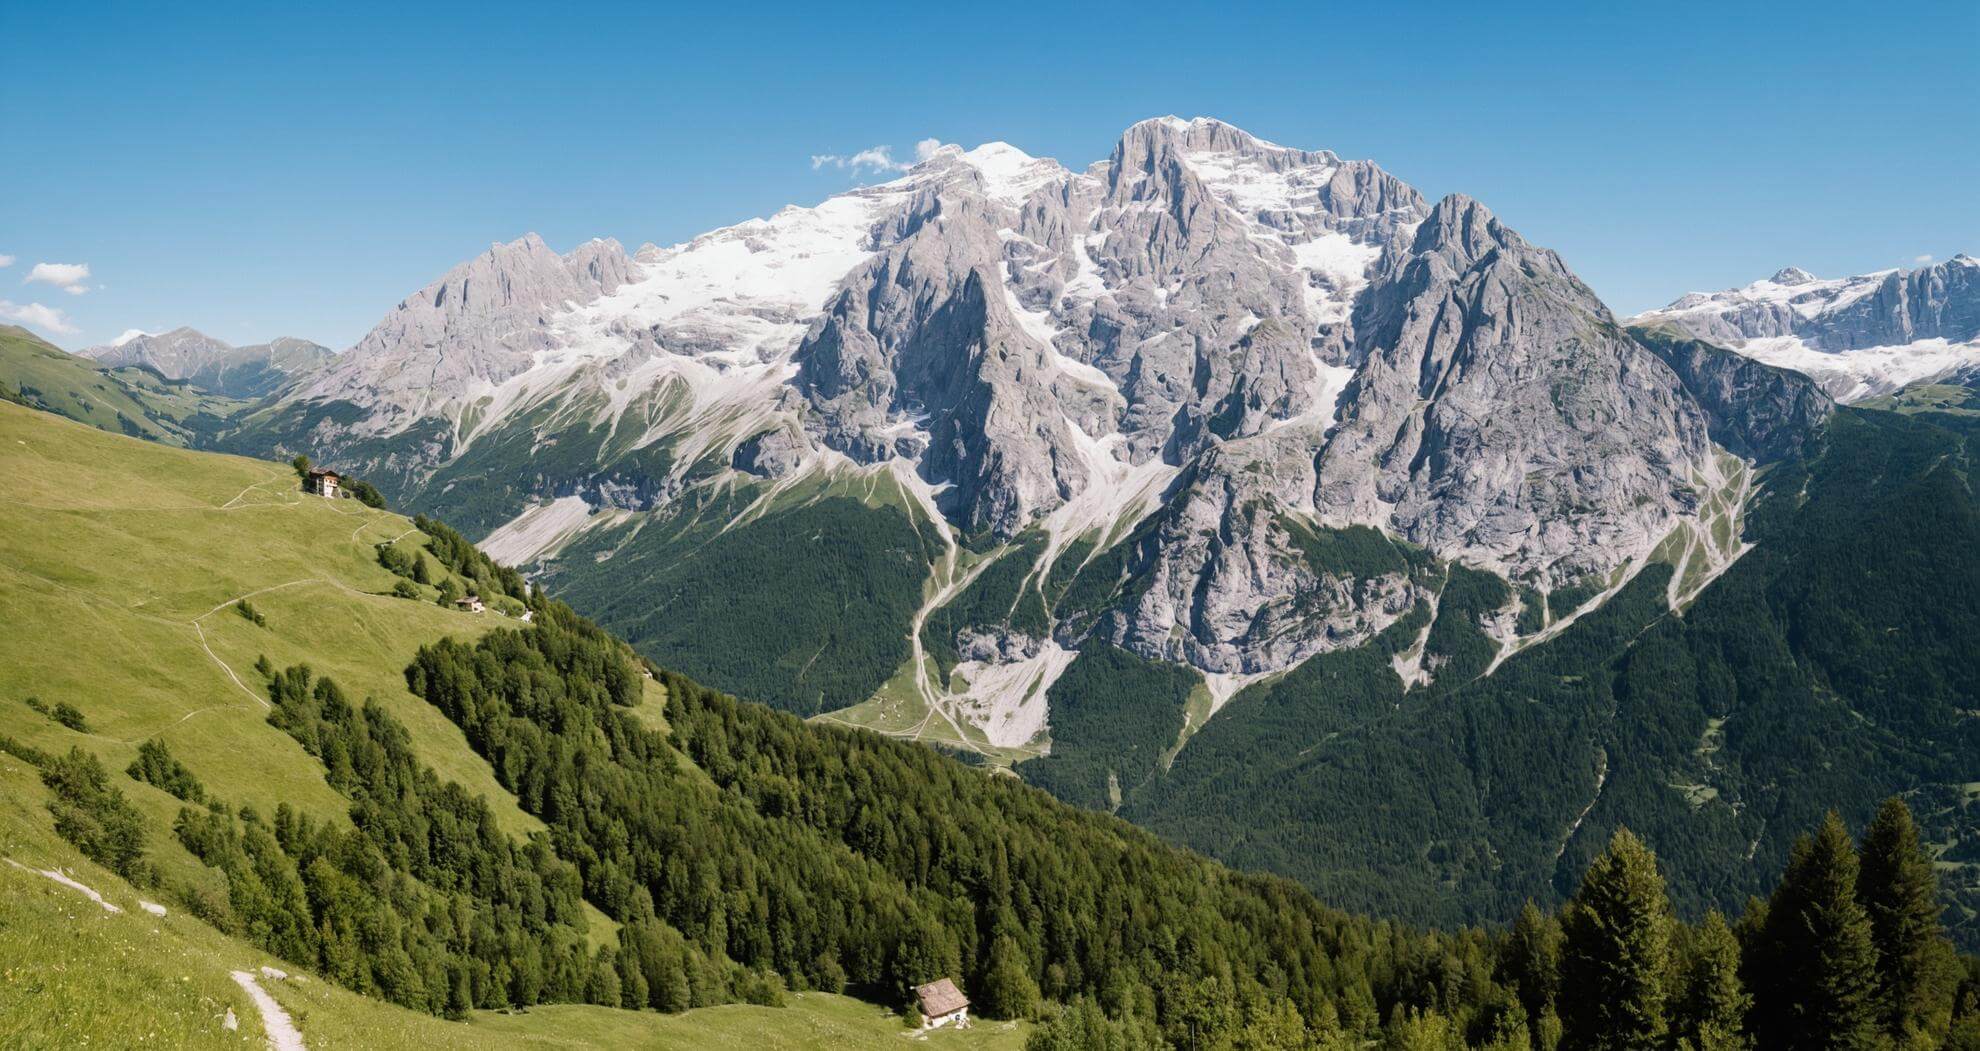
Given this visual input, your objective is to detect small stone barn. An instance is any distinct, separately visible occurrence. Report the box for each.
[915,978,970,1029]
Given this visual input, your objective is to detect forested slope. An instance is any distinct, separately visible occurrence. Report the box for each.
[1113,406,1980,947]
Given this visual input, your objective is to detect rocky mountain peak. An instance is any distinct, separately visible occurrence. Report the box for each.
[252,116,1758,693]
[290,233,637,427]
[1770,266,1819,285]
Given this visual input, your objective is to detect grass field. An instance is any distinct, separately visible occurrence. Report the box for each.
[0,397,527,839]
[0,401,1026,1049]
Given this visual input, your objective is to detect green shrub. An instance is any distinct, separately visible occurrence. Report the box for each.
[50,701,88,732]
[42,746,151,883]
[126,739,206,803]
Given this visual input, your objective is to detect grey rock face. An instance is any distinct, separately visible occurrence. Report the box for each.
[1633,326,1833,464]
[292,234,635,431]
[791,188,1094,537]
[1818,255,1980,349]
[1315,195,1709,585]
[1085,443,1422,674]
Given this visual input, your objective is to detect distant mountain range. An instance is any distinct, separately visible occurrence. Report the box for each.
[78,326,331,399]
[1630,255,1980,401]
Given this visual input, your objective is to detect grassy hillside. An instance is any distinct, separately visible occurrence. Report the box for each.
[6,396,1978,1049]
[0,400,1020,1048]
[1859,373,1980,418]
[0,398,529,837]
[0,757,1025,1050]
[0,324,245,445]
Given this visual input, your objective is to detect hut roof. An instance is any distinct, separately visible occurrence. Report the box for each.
[915,978,968,1017]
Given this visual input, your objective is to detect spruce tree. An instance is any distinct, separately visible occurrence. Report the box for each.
[1500,901,1562,1024]
[1558,827,1672,1049]
[1753,812,1881,1049]
[1673,910,1750,1050]
[1858,797,1956,1044]
[980,934,1042,1019]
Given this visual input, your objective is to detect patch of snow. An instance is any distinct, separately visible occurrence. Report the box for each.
[585,188,900,337]
[1182,146,1336,219]
[1265,358,1356,438]
[478,495,598,566]
[1038,422,1179,571]
[1291,233,1383,326]
[1000,265,1117,394]
[955,142,1061,205]
[1733,336,1980,403]
[1636,268,1898,326]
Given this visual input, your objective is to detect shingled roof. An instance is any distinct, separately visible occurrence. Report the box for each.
[915,978,969,1017]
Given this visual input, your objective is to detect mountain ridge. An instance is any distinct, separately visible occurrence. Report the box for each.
[222,116,1741,721]
[1629,254,1980,401]
[80,325,333,399]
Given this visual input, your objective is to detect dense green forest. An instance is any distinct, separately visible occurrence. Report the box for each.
[544,484,943,715]
[1018,644,1199,811]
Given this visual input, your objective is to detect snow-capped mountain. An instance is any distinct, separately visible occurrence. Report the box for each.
[1629,256,1980,401]
[232,116,1816,743]
[81,326,332,399]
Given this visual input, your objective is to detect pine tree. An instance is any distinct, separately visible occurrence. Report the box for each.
[1858,797,1956,1044]
[1753,812,1881,1049]
[1673,910,1750,1050]
[980,934,1042,1020]
[588,946,621,1006]
[1500,901,1562,1024]
[1558,827,1672,1049]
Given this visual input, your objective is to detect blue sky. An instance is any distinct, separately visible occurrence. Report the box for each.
[2,0,1974,349]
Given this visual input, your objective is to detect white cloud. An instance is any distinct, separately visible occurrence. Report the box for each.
[25,261,91,295]
[810,144,913,176]
[915,138,946,162]
[0,300,78,335]
[0,254,14,268]
[1914,254,1935,265]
